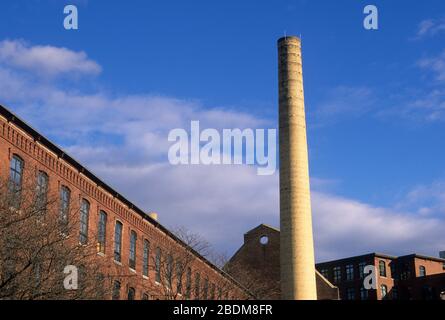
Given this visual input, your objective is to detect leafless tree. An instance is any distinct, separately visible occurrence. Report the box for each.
[0,175,111,300]
[150,226,240,300]
[223,258,279,300]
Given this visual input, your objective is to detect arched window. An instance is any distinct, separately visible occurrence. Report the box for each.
[194,273,201,300]
[114,221,123,262]
[9,155,24,207]
[419,265,426,277]
[203,278,209,300]
[129,230,137,269]
[155,247,161,283]
[380,284,388,299]
[59,186,71,227]
[166,254,173,289]
[360,287,368,300]
[97,211,107,254]
[379,260,387,277]
[185,267,192,299]
[142,240,150,277]
[112,281,121,300]
[79,199,90,245]
[36,171,49,212]
[127,287,135,300]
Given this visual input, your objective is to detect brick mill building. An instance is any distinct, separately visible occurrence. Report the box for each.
[317,253,445,300]
[0,104,251,300]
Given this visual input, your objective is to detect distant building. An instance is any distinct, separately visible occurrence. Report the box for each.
[317,253,445,300]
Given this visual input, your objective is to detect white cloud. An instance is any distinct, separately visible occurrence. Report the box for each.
[418,50,445,81]
[415,18,445,38]
[311,86,375,125]
[1,39,444,262]
[313,192,445,261]
[0,40,101,77]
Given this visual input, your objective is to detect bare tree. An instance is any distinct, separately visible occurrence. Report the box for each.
[223,258,279,300]
[149,226,240,300]
[0,175,111,300]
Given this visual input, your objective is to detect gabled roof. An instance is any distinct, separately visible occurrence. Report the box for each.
[244,223,280,235]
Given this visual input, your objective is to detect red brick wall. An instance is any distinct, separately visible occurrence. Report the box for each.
[0,112,249,300]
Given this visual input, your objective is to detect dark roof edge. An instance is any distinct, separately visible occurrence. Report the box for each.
[317,252,445,265]
[316,252,397,265]
[398,253,445,263]
[0,104,251,295]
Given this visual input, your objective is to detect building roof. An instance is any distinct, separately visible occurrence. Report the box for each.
[397,254,445,263]
[316,252,445,265]
[0,103,252,295]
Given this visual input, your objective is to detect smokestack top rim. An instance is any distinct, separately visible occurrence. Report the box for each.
[277,35,301,44]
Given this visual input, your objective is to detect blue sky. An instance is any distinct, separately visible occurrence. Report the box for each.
[1,0,445,261]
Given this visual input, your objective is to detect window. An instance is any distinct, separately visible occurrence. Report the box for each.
[320,269,329,279]
[185,267,192,299]
[97,211,107,253]
[112,281,121,300]
[127,287,135,300]
[9,155,24,207]
[166,254,173,288]
[419,265,426,277]
[379,260,386,277]
[346,287,355,300]
[358,262,366,279]
[142,293,149,300]
[194,273,200,300]
[390,262,396,279]
[176,262,183,294]
[218,287,223,300]
[203,278,209,300]
[210,283,216,300]
[333,266,342,283]
[142,240,149,277]
[59,186,71,228]
[155,247,161,283]
[129,230,137,269]
[380,284,388,299]
[346,264,354,281]
[392,286,398,300]
[114,221,123,262]
[360,287,368,300]
[36,171,48,212]
[79,199,89,245]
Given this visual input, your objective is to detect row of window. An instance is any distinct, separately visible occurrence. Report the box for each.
[7,154,231,300]
[320,260,428,283]
[111,277,230,300]
[344,285,394,300]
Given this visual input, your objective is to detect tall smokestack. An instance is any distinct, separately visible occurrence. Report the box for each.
[278,36,317,300]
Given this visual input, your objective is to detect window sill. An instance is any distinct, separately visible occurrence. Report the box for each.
[129,268,136,274]
[142,275,149,280]
[114,260,122,266]
[97,252,106,258]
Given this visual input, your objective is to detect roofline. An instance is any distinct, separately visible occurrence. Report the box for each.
[244,223,280,236]
[316,252,398,265]
[0,103,252,295]
[317,252,445,265]
[397,253,445,263]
